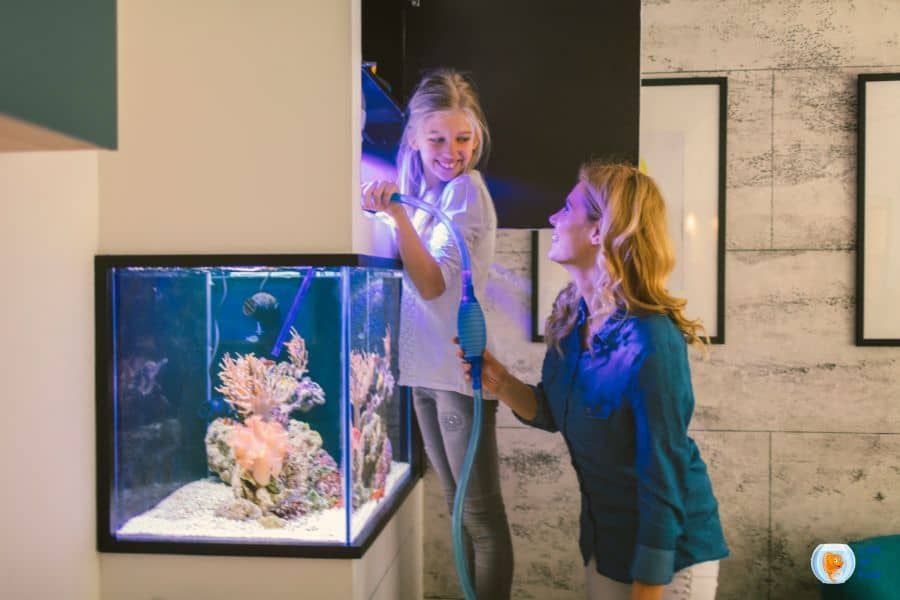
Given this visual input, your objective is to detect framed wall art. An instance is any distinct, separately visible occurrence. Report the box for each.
[531,78,727,344]
[857,73,900,346]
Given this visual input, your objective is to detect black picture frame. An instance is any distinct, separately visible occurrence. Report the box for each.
[531,78,727,344]
[856,73,900,346]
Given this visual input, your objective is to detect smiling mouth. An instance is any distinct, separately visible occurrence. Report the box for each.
[436,159,460,170]
[551,232,559,242]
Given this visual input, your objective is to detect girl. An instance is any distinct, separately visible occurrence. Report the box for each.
[361,69,513,600]
[460,163,729,600]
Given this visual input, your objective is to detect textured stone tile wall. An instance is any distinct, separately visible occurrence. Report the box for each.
[422,2,900,598]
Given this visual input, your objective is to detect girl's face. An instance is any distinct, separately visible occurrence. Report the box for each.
[412,109,478,189]
[547,182,602,268]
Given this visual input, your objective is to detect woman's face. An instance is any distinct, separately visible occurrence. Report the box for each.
[412,109,477,189]
[547,182,601,268]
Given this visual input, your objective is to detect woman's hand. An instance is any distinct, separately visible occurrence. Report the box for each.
[361,180,405,220]
[454,337,510,396]
[455,337,541,421]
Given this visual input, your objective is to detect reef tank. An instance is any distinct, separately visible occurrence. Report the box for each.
[96,254,418,557]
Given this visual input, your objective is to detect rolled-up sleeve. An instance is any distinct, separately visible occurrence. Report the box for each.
[512,347,559,432]
[627,347,691,585]
[429,175,484,289]
[512,382,558,432]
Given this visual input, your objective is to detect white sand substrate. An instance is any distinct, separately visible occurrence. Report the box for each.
[117,462,410,544]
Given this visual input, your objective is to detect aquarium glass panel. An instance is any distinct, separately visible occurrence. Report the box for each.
[99,259,413,554]
[347,267,407,541]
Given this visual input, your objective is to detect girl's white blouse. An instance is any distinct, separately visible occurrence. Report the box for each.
[397,170,498,397]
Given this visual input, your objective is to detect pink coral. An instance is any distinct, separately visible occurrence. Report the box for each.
[346,328,396,506]
[349,327,395,425]
[215,330,325,422]
[311,450,343,506]
[284,327,309,377]
[216,353,292,419]
[228,415,291,485]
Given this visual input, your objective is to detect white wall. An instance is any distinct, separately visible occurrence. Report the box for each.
[98,0,381,256]
[0,151,100,599]
[0,2,413,598]
[100,481,423,600]
[95,3,413,597]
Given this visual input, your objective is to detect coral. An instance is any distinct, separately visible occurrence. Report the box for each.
[254,486,275,513]
[350,353,377,423]
[207,413,343,520]
[227,415,291,486]
[270,494,313,520]
[215,329,325,423]
[279,420,324,490]
[119,356,169,398]
[310,450,342,506]
[288,419,324,455]
[116,355,171,430]
[349,330,395,425]
[216,353,291,420]
[350,330,390,415]
[202,327,398,522]
[284,327,310,376]
[271,449,342,519]
[292,376,326,413]
[205,417,237,484]
[282,328,326,413]
[351,411,392,507]
[258,515,286,529]
[348,328,395,506]
[374,435,392,494]
[214,498,262,521]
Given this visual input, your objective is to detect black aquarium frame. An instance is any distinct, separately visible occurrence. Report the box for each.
[95,253,423,558]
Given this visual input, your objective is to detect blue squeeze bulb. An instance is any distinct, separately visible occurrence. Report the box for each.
[457,293,486,390]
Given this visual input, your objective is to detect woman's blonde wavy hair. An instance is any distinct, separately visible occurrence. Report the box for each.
[544,162,708,354]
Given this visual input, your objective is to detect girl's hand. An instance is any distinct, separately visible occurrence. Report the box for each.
[454,337,510,396]
[361,181,405,220]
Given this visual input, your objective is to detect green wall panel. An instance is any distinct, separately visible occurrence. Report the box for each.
[0,0,117,148]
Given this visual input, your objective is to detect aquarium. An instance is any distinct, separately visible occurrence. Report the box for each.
[96,254,418,557]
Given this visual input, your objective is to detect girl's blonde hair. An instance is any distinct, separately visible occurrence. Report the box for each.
[544,162,708,353]
[396,69,490,196]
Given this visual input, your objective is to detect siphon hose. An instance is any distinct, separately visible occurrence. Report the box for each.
[451,384,482,600]
[368,193,485,599]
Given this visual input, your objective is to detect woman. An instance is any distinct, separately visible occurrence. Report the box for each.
[460,162,728,599]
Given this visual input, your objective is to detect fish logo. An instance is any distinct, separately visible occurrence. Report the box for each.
[823,552,843,581]
[811,544,855,584]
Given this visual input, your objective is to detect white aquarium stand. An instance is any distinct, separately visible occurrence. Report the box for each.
[99,480,423,600]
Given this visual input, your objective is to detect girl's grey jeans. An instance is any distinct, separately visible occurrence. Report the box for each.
[412,386,514,600]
